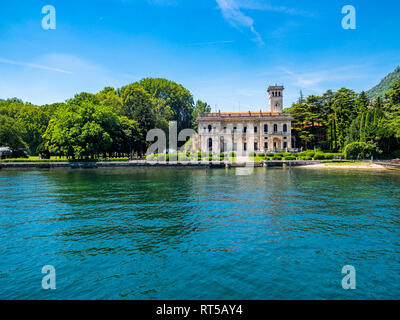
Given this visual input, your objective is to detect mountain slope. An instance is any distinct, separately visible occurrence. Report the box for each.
[366,66,400,100]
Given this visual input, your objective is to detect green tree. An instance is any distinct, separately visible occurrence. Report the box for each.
[43,100,119,159]
[0,115,27,157]
[121,84,156,155]
[138,78,194,130]
[331,88,357,151]
[192,100,211,130]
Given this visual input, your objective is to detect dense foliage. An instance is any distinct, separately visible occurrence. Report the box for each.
[289,79,400,159]
[0,78,197,159]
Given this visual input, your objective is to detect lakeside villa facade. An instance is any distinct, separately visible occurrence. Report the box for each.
[194,85,295,154]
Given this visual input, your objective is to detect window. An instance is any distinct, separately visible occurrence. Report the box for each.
[208,125,212,133]
[254,142,258,151]
[244,143,247,151]
[233,127,237,134]
[208,138,213,151]
[233,143,237,151]
[283,142,287,149]
[283,124,288,132]
[264,142,268,149]
[273,124,278,133]
[223,127,227,133]
[264,124,268,133]
[243,126,247,133]
[254,126,258,133]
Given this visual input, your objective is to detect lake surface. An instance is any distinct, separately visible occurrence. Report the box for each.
[0,167,399,300]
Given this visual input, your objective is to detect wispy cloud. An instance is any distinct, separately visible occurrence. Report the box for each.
[233,0,314,17]
[279,65,365,93]
[216,0,264,46]
[215,0,314,46]
[0,57,72,74]
[190,40,235,46]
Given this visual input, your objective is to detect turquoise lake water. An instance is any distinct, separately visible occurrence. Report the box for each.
[0,167,399,300]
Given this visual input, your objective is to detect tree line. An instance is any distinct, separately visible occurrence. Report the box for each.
[287,79,400,159]
[1,77,399,160]
[0,78,211,159]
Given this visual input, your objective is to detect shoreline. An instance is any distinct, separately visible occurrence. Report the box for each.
[299,163,387,170]
[0,160,398,170]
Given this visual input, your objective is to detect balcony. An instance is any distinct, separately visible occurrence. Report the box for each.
[198,112,293,121]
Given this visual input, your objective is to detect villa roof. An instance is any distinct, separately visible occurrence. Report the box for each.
[197,111,293,121]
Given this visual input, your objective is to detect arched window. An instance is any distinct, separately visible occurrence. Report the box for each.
[208,138,213,152]
[283,124,288,132]
[264,124,268,133]
[273,124,278,133]
[208,125,212,133]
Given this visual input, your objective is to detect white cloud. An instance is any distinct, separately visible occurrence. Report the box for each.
[216,0,264,45]
[0,57,72,74]
[215,0,313,46]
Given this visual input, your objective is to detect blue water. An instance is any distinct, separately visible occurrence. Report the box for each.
[0,167,399,300]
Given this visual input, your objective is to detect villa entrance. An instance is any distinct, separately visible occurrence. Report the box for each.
[273,137,281,151]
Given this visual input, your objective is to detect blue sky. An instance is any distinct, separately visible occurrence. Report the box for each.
[0,0,399,111]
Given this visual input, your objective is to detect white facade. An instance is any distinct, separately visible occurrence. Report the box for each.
[195,85,294,154]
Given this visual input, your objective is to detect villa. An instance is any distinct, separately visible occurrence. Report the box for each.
[195,84,295,154]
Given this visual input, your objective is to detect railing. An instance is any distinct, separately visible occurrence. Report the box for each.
[201,130,290,135]
[198,112,292,119]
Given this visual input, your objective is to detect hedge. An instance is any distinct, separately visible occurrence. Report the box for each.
[344,142,377,160]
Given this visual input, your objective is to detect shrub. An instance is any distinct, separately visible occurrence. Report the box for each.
[266,153,275,157]
[283,152,292,157]
[146,154,155,160]
[1,158,67,163]
[157,154,165,161]
[179,155,190,162]
[283,156,296,160]
[344,142,378,160]
[249,152,257,157]
[313,152,325,160]
[230,152,236,157]
[272,156,282,160]
[305,156,313,160]
[276,152,284,156]
[323,153,335,160]
[257,153,265,157]
[305,150,315,157]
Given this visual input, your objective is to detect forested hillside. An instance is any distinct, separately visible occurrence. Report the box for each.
[367,66,400,100]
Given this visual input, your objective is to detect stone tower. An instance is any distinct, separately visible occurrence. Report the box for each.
[268,85,284,113]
